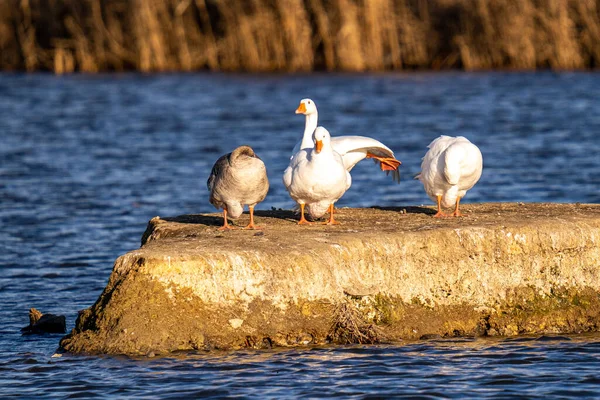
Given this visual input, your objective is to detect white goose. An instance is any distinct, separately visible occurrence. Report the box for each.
[283,127,351,225]
[416,136,483,218]
[292,99,401,182]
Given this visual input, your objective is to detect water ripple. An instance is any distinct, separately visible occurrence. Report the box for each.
[1,72,600,397]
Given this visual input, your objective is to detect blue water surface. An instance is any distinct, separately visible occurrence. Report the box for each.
[1,72,599,398]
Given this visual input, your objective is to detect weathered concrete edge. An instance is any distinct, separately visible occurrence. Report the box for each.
[137,217,600,307]
[60,214,600,355]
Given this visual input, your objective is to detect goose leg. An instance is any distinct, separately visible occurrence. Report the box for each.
[298,203,312,225]
[219,209,235,230]
[453,197,463,217]
[433,195,448,218]
[243,206,261,230]
[323,203,340,225]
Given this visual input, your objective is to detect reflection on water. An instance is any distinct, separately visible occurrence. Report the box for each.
[1,72,599,397]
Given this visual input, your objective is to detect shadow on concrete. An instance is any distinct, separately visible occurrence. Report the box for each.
[254,209,297,221]
[163,209,298,225]
[370,205,436,215]
[161,207,434,226]
[162,214,224,226]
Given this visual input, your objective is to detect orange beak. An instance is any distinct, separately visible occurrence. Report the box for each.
[295,102,307,114]
[315,140,323,153]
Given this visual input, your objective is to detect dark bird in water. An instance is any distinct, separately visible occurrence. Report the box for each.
[207,145,269,230]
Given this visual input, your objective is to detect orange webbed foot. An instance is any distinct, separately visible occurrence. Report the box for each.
[298,203,313,225]
[323,204,340,225]
[218,225,236,231]
[433,211,448,218]
[379,157,402,171]
[367,153,402,171]
[453,197,464,217]
[243,223,261,230]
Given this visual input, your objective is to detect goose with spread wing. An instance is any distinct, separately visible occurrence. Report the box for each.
[416,136,483,218]
[207,145,269,230]
[292,98,401,182]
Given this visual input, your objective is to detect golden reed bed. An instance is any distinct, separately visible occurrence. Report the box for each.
[1,0,599,73]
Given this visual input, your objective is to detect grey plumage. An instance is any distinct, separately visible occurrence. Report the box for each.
[207,146,269,227]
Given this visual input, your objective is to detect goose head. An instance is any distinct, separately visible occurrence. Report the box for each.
[313,126,331,154]
[295,98,318,115]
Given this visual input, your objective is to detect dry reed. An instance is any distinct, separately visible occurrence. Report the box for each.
[328,301,383,345]
[0,0,598,73]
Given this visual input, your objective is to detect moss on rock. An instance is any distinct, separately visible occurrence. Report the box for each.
[61,203,600,355]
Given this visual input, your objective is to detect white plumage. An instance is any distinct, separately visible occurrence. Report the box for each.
[291,98,401,183]
[417,135,483,217]
[284,127,351,224]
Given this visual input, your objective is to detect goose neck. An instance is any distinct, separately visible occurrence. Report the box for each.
[300,112,318,150]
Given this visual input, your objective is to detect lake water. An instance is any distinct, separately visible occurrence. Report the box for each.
[1,72,599,398]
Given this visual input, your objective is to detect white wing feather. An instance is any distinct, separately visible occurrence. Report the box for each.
[331,136,400,183]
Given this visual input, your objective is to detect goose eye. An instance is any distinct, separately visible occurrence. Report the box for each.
[308,101,311,104]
